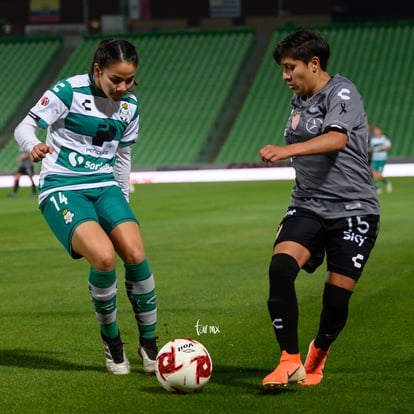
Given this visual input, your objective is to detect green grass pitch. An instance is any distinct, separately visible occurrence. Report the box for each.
[0,178,413,413]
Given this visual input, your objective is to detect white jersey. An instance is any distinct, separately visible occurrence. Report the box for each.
[26,73,139,204]
[370,134,391,162]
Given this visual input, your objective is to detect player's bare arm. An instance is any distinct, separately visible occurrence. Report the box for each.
[259,131,347,162]
[259,145,291,162]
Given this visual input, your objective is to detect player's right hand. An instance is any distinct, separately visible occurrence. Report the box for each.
[31,143,53,162]
[259,144,291,162]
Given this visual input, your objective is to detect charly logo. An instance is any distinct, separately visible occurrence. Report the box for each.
[68,152,84,167]
[337,88,351,100]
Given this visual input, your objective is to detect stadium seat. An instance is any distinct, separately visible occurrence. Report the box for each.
[216,22,414,163]
[0,37,62,172]
[0,22,413,173]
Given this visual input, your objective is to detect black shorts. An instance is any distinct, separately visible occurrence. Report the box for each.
[274,207,380,280]
[17,165,34,176]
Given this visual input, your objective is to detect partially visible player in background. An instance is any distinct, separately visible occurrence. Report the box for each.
[367,123,374,177]
[14,39,158,375]
[8,149,37,197]
[370,125,392,193]
[259,29,380,390]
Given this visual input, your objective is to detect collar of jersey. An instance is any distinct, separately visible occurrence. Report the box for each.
[89,72,107,99]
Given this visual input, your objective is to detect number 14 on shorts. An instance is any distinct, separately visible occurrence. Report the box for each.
[49,192,74,224]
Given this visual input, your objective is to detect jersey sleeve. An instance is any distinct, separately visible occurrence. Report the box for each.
[119,94,139,147]
[28,86,70,129]
[114,145,131,201]
[385,137,392,147]
[14,114,42,153]
[14,86,70,152]
[322,79,365,137]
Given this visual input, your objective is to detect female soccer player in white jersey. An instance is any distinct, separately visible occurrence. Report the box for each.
[14,39,158,375]
[259,29,380,389]
[370,125,393,193]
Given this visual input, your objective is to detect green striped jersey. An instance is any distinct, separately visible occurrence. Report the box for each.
[28,73,139,204]
[370,135,391,162]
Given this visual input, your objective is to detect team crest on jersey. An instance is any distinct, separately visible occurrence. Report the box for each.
[291,112,301,130]
[37,96,49,109]
[120,103,129,122]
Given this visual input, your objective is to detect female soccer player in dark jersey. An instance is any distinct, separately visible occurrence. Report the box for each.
[14,39,158,375]
[259,29,380,389]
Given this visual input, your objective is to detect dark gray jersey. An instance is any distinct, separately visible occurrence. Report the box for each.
[284,74,379,218]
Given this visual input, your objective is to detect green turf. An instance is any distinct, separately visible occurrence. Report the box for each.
[0,178,413,414]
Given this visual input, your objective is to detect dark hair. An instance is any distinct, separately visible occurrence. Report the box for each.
[273,29,330,71]
[90,39,138,72]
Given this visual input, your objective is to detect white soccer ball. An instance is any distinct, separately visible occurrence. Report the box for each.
[155,338,213,393]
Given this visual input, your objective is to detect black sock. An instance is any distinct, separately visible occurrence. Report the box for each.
[315,283,352,350]
[267,253,300,354]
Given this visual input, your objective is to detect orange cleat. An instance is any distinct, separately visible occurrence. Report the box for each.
[263,350,306,390]
[300,340,330,386]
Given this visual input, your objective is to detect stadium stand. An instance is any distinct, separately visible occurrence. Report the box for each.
[0,37,62,172]
[216,21,414,164]
[50,30,255,168]
[0,21,413,174]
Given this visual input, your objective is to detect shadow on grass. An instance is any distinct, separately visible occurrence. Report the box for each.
[212,365,303,396]
[140,364,304,396]
[0,349,103,372]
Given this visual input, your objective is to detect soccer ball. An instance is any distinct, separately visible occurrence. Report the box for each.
[155,338,213,393]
